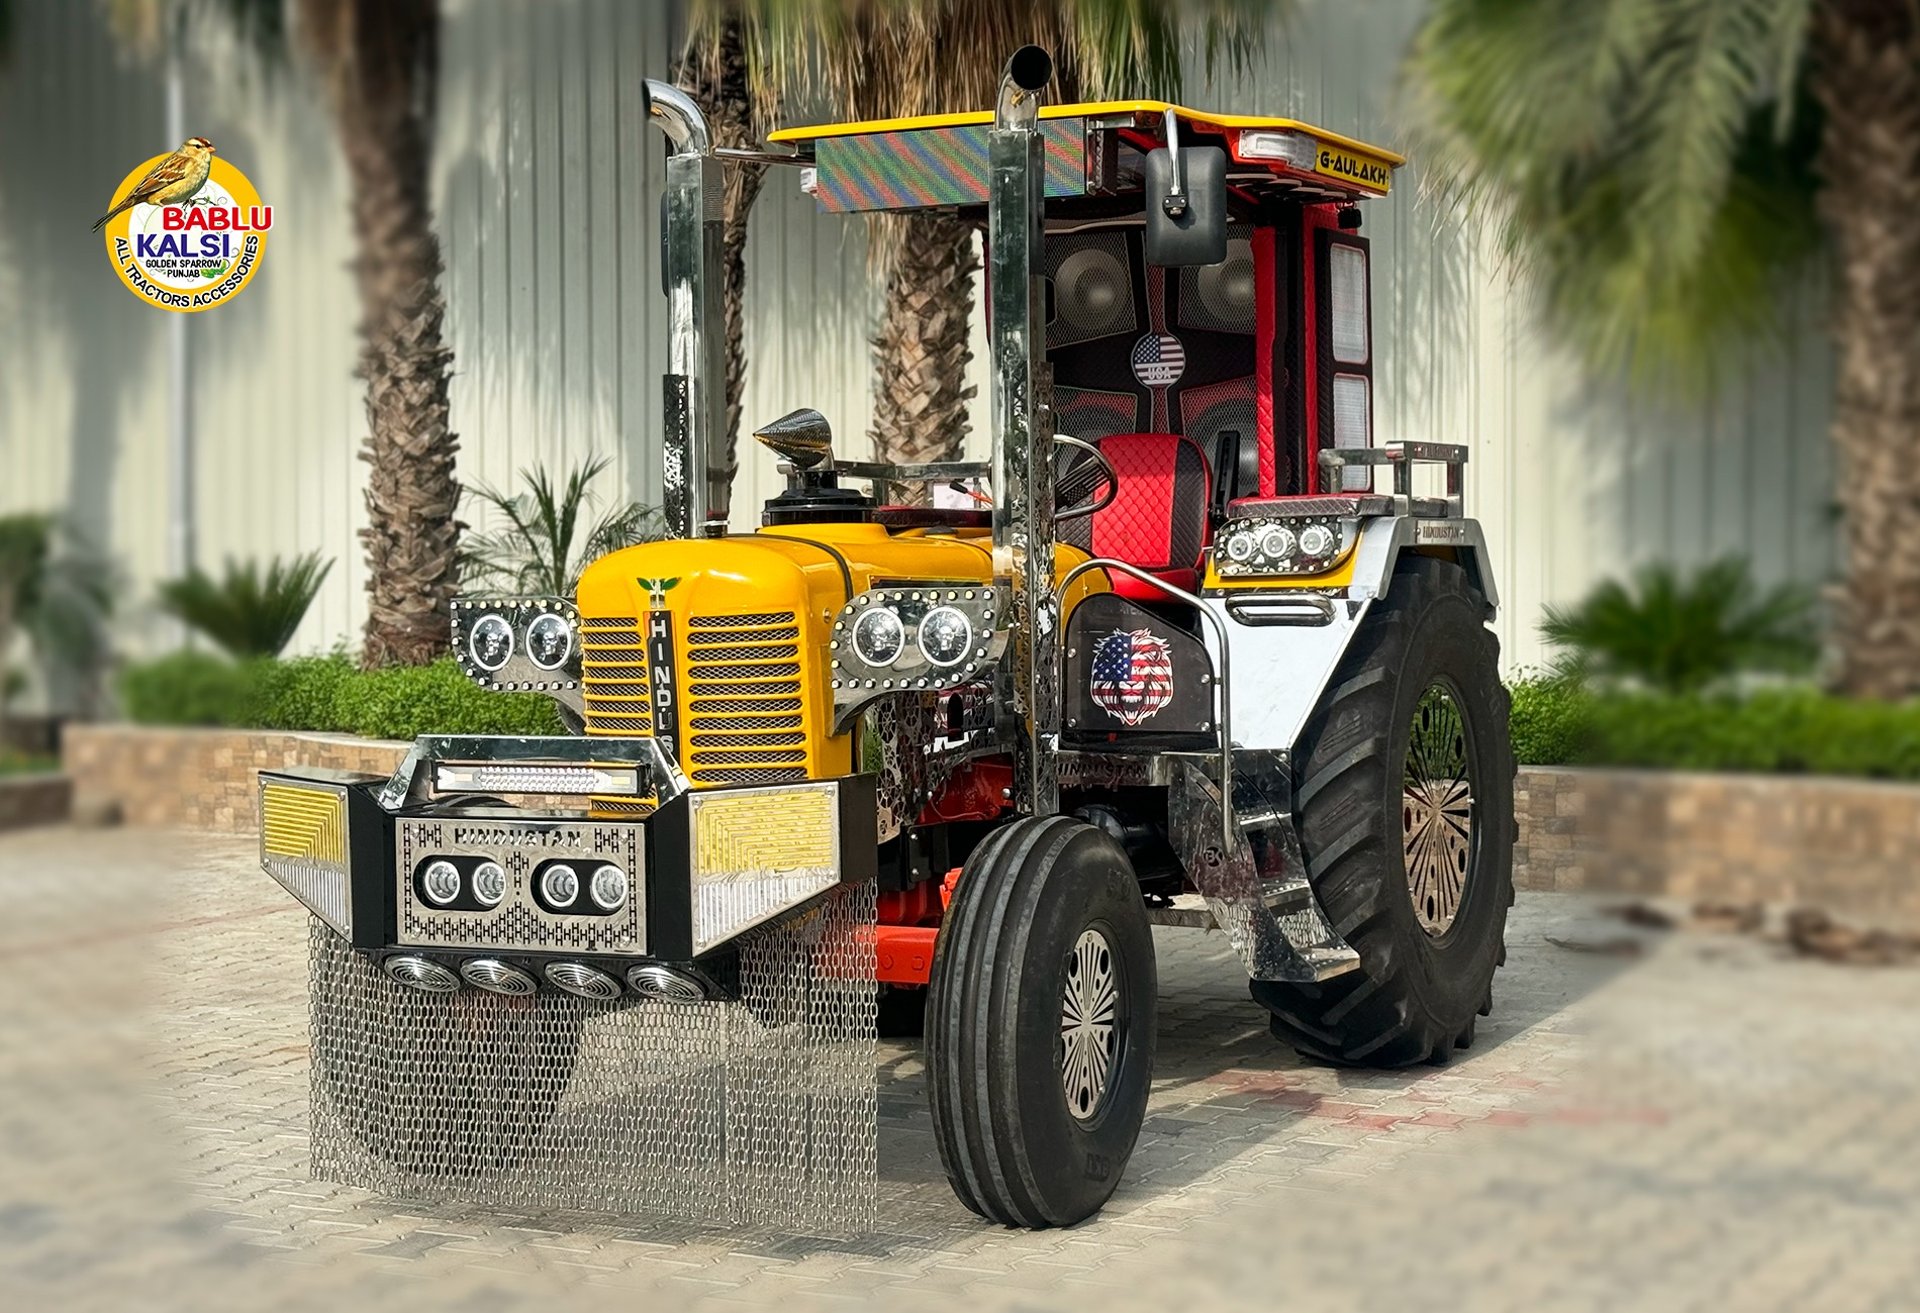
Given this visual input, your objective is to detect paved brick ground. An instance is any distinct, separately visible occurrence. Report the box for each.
[3,825,1917,1312]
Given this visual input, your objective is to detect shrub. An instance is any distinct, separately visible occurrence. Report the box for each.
[459,458,664,597]
[1539,558,1818,694]
[119,651,253,726]
[157,553,333,659]
[1507,678,1594,766]
[117,652,559,739]
[1506,678,1920,780]
[328,660,560,740]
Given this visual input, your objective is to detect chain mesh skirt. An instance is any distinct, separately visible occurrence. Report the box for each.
[306,885,878,1233]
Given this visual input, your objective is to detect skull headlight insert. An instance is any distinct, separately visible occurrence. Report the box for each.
[467,613,514,672]
[917,605,973,668]
[524,611,573,670]
[851,605,906,667]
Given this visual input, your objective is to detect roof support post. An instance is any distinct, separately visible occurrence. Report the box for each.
[644,79,731,538]
[988,46,1059,818]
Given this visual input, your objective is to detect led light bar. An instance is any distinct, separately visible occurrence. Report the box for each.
[433,761,643,796]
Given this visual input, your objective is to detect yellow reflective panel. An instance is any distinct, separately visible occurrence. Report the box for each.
[692,786,837,882]
[261,782,346,864]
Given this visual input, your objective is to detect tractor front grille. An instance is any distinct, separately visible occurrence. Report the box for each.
[684,612,810,785]
[580,617,654,739]
[579,611,817,791]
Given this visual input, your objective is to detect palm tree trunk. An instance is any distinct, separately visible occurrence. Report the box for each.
[677,12,771,511]
[868,214,979,489]
[303,0,460,668]
[1812,0,1920,698]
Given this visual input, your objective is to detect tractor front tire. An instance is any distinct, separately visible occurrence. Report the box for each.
[1251,556,1514,1067]
[926,816,1157,1228]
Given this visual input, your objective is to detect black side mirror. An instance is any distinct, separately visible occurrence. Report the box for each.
[1145,145,1227,267]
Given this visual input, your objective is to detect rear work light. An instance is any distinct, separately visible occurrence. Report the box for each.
[1237,128,1317,171]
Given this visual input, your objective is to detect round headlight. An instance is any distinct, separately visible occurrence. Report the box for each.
[1298,524,1337,558]
[420,858,462,906]
[851,606,906,666]
[1225,530,1257,564]
[589,862,628,912]
[468,613,514,672]
[540,862,580,909]
[525,612,573,670]
[471,860,507,908]
[1259,526,1296,560]
[917,606,974,668]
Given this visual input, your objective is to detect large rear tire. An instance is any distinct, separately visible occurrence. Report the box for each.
[1250,556,1514,1067]
[926,816,1157,1227]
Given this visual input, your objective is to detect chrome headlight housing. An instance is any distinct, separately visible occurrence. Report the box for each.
[829,583,1009,731]
[1215,513,1356,578]
[451,596,583,703]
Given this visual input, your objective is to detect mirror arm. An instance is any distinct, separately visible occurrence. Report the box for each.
[1161,108,1188,217]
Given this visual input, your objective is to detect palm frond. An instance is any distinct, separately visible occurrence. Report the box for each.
[1405,0,1821,384]
[1540,557,1818,693]
[458,459,664,599]
[157,553,333,659]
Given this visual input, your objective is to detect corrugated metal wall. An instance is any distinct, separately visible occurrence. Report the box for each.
[0,0,1834,687]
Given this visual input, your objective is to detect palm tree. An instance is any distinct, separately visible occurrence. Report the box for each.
[1406,0,1920,699]
[693,0,1262,484]
[298,0,460,668]
[106,0,459,669]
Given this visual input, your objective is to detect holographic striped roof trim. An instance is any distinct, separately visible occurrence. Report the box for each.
[814,121,1086,214]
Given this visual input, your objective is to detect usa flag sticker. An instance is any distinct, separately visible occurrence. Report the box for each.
[1089,628,1176,726]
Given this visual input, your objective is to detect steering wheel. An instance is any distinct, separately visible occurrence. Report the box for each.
[1053,435,1119,524]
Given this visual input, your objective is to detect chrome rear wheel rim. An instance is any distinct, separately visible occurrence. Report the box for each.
[1060,927,1120,1121]
[1403,682,1476,936]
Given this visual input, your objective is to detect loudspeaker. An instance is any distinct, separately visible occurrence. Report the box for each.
[1179,235,1256,335]
[1046,232,1136,348]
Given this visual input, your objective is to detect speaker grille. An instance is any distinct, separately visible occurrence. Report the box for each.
[1046,231,1136,349]
[1179,233,1257,335]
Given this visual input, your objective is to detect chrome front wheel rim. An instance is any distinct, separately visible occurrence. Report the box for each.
[1403,682,1477,937]
[1060,927,1121,1121]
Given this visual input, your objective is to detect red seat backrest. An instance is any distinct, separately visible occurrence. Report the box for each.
[1059,432,1213,599]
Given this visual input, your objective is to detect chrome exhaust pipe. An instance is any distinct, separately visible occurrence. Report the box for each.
[995,44,1053,131]
[641,78,730,538]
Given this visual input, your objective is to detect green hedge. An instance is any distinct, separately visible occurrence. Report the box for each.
[118,653,1919,780]
[120,652,560,739]
[1509,680,1920,780]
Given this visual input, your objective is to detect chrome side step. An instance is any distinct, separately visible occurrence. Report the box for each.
[1166,759,1362,984]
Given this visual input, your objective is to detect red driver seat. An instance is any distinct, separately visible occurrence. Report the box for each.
[1057,432,1213,601]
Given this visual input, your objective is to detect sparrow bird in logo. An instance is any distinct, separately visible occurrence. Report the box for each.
[1089,628,1175,727]
[91,137,216,231]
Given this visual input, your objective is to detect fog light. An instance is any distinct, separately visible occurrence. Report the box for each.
[459,957,536,996]
[1298,523,1337,557]
[540,862,580,909]
[385,954,460,993]
[420,859,462,906]
[544,960,623,1001]
[435,762,642,796]
[471,860,507,908]
[626,962,711,1003]
[590,862,628,911]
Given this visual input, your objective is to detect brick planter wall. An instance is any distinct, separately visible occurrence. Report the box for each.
[0,773,72,831]
[54,726,1920,927]
[1516,766,1920,927]
[61,725,408,833]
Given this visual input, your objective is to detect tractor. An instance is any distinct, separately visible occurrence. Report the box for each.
[257,46,1512,1231]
